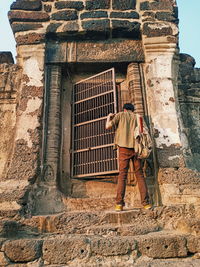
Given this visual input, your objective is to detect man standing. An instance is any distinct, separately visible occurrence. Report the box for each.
[106,103,152,211]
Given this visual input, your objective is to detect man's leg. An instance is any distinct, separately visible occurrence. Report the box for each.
[116,147,130,205]
[132,156,150,206]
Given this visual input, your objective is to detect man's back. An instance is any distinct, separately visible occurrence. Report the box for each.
[111,110,137,148]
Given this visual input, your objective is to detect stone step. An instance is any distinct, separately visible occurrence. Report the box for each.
[0,231,200,266]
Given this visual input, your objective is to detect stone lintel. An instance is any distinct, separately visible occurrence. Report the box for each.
[46,39,144,63]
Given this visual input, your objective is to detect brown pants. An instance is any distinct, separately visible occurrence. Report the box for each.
[116,147,150,206]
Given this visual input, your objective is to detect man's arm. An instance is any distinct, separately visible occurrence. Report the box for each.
[105,113,115,129]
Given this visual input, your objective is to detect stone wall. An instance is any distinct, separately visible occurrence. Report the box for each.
[0,0,199,216]
[178,54,200,171]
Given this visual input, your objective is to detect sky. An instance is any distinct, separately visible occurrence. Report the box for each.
[0,0,199,67]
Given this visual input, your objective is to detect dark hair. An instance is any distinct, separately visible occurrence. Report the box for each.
[123,103,135,111]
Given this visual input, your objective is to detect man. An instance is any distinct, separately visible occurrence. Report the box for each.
[106,103,152,211]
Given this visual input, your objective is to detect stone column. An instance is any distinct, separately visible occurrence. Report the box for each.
[42,64,62,186]
[143,37,182,167]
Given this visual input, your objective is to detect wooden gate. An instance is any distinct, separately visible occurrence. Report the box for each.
[71,68,118,178]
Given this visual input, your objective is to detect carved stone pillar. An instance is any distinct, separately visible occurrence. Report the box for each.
[42,64,62,185]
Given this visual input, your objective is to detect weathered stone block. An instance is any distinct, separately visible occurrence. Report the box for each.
[90,236,136,256]
[16,33,45,45]
[112,20,140,38]
[150,0,174,11]
[46,23,62,33]
[110,11,139,19]
[143,22,173,37]
[8,11,49,23]
[140,1,150,11]
[3,239,42,263]
[112,0,136,10]
[63,22,79,32]
[44,4,52,13]
[80,11,108,19]
[43,237,89,264]
[82,19,110,32]
[155,12,178,22]
[51,10,78,21]
[55,1,84,11]
[136,234,187,258]
[85,0,110,10]
[76,39,144,63]
[0,52,14,64]
[11,0,42,11]
[11,23,43,33]
[0,251,9,265]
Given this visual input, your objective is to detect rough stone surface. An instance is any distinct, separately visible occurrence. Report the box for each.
[155,11,178,22]
[136,233,187,258]
[62,22,79,32]
[112,20,140,38]
[112,0,136,10]
[143,22,173,37]
[80,11,108,19]
[51,10,78,21]
[110,11,139,19]
[11,23,43,33]
[55,1,84,11]
[43,236,90,264]
[46,23,62,33]
[11,0,42,11]
[82,19,110,34]
[85,0,110,10]
[140,1,174,11]
[16,33,45,45]
[3,239,42,263]
[0,53,14,64]
[8,11,50,23]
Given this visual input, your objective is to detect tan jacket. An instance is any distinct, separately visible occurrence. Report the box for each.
[110,111,137,148]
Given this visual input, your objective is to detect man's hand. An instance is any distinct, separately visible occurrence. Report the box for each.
[105,113,115,129]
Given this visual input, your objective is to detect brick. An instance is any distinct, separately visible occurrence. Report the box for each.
[86,0,110,10]
[150,0,174,11]
[46,23,62,33]
[0,53,14,64]
[63,22,79,32]
[10,0,42,11]
[155,12,178,23]
[43,237,89,264]
[80,11,108,19]
[110,11,139,19]
[11,23,43,33]
[140,1,150,11]
[8,11,49,23]
[55,1,84,11]
[82,19,110,32]
[112,0,136,10]
[51,10,78,21]
[3,239,42,263]
[143,22,173,37]
[16,33,45,45]
[44,4,52,12]
[112,20,140,38]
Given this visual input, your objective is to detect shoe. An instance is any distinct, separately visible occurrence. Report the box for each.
[115,204,123,212]
[143,204,153,210]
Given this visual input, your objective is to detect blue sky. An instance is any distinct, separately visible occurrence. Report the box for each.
[0,0,199,67]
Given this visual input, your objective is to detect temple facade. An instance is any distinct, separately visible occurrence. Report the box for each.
[0,0,200,217]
